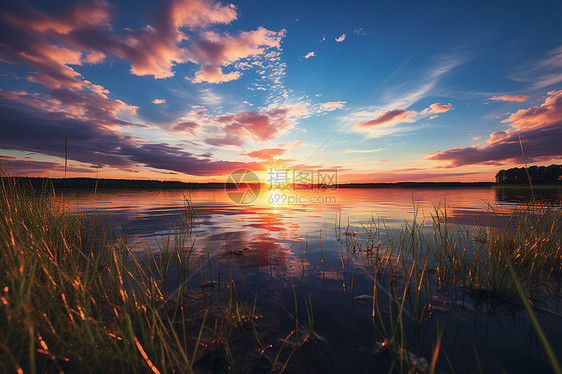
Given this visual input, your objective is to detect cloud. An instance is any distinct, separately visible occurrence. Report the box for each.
[203,100,335,147]
[244,148,286,160]
[278,140,304,148]
[170,121,200,132]
[191,65,241,83]
[187,27,286,82]
[427,90,562,167]
[345,148,384,153]
[421,103,452,115]
[353,28,367,36]
[356,109,415,128]
[320,101,346,111]
[3,0,112,34]
[489,95,528,102]
[153,98,166,104]
[198,88,223,105]
[352,102,451,139]
[1,0,284,82]
[335,34,346,42]
[472,136,481,141]
[380,54,468,110]
[532,47,562,88]
[509,46,562,90]
[0,155,94,176]
[205,107,294,146]
[304,51,315,59]
[0,95,262,176]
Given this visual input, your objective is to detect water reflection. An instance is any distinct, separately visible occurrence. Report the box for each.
[60,186,561,372]
[494,186,562,204]
[61,187,549,252]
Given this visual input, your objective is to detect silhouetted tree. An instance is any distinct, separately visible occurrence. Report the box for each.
[495,164,562,184]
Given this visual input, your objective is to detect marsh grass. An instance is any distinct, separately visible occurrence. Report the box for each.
[0,177,266,373]
[341,199,561,373]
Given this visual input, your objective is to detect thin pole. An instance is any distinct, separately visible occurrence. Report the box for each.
[64,133,68,179]
[518,133,534,202]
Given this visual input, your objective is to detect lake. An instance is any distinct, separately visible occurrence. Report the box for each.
[61,186,562,373]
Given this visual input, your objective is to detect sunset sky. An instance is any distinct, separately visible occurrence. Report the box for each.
[0,0,561,182]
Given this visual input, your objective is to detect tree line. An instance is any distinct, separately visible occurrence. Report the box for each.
[495,164,562,185]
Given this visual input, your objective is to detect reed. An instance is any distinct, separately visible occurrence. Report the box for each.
[0,176,261,373]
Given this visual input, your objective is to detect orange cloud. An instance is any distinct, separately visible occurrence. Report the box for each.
[489,95,528,102]
[206,107,294,146]
[500,90,562,131]
[152,98,166,104]
[428,90,562,166]
[278,140,304,148]
[421,103,452,115]
[191,65,241,83]
[356,109,415,128]
[244,148,286,160]
[165,0,237,29]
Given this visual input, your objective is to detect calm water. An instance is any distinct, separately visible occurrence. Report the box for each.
[62,187,562,373]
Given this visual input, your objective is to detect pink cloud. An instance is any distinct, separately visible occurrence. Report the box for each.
[2,0,283,81]
[500,90,562,131]
[427,90,562,167]
[335,34,346,42]
[187,27,286,82]
[152,98,166,104]
[421,103,452,115]
[0,94,265,177]
[191,65,241,83]
[4,0,112,34]
[244,148,286,160]
[304,51,315,59]
[165,0,237,29]
[356,109,415,128]
[115,0,239,78]
[206,107,294,146]
[489,95,528,102]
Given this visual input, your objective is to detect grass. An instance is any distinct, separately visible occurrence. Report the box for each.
[0,177,266,373]
[341,200,561,373]
[1,175,560,373]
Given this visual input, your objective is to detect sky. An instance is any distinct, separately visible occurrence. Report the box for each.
[0,0,561,183]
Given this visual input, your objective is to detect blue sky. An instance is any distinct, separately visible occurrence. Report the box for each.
[0,0,561,182]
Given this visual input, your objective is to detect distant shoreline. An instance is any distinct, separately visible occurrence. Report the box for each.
[4,176,560,190]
